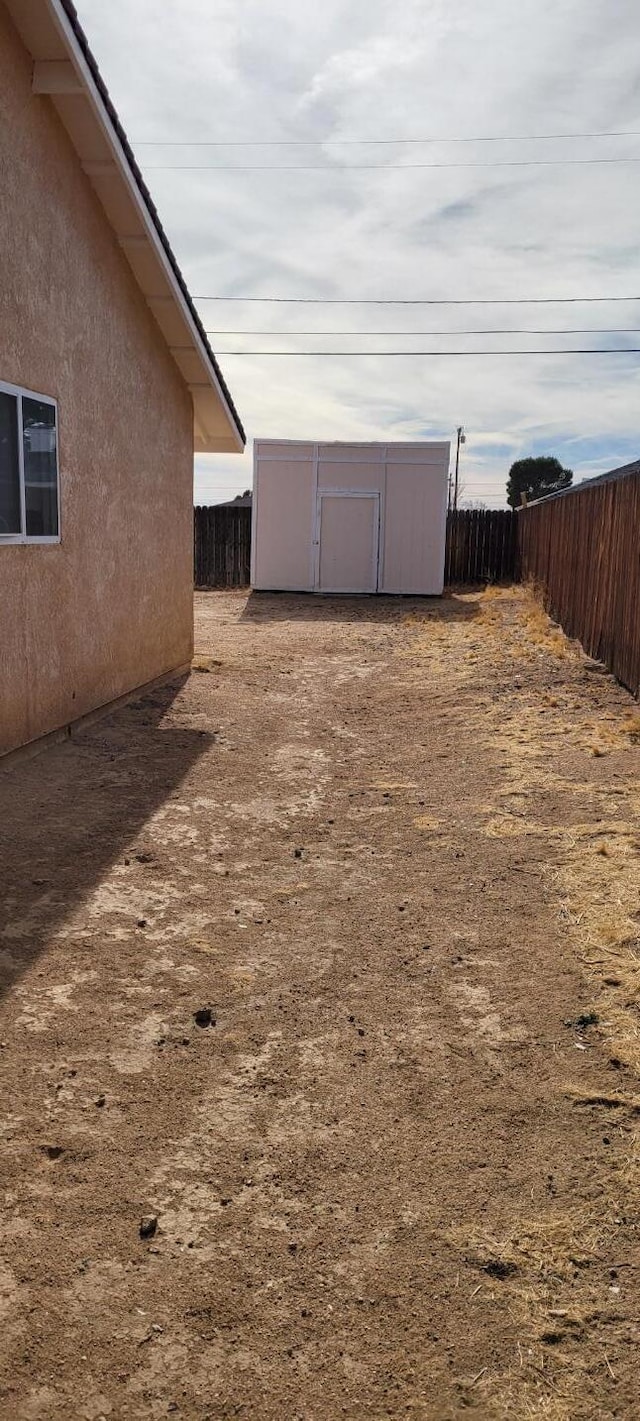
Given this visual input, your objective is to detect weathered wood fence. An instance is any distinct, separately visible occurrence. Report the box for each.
[444,509,517,584]
[518,466,640,698]
[194,505,516,589]
[194,505,252,588]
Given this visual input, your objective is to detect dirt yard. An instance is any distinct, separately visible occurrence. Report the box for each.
[1,587,639,1421]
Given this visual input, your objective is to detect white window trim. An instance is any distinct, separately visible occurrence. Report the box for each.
[0,379,61,545]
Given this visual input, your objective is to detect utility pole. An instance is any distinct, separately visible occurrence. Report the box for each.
[452,425,466,510]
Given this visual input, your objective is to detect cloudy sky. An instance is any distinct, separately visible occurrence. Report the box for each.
[76,0,640,507]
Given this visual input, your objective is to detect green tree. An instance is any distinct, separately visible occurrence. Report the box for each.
[506,456,572,508]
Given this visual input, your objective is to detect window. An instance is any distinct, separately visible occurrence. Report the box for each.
[0,382,60,542]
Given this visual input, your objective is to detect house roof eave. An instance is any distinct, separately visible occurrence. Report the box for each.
[5,0,245,453]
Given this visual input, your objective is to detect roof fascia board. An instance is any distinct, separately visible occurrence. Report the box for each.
[46,0,244,451]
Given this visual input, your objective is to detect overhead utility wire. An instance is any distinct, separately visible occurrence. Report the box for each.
[206,326,640,336]
[144,156,640,169]
[134,129,640,145]
[195,295,640,304]
[214,347,640,356]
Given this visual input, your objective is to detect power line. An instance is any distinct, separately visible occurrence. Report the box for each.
[134,129,640,146]
[214,347,640,355]
[195,295,640,305]
[144,156,640,170]
[205,327,640,336]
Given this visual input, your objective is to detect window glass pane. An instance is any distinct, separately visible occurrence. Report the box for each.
[22,397,58,537]
[0,391,21,535]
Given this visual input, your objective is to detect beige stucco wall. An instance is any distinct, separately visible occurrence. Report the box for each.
[0,4,194,758]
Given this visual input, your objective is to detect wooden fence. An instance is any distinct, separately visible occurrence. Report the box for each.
[194,505,252,588]
[518,467,640,698]
[194,504,516,589]
[444,509,517,584]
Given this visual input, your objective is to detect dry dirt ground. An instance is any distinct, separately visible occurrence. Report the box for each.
[1,587,640,1421]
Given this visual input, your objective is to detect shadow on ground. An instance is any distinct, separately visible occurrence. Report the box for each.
[240,590,481,623]
[0,677,211,1000]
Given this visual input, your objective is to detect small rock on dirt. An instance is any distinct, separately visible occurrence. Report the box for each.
[193,1007,215,1028]
[139,1215,158,1239]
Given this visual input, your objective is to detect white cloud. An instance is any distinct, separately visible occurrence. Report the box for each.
[76,0,640,507]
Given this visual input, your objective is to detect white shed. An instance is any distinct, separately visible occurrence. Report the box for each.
[251,439,450,595]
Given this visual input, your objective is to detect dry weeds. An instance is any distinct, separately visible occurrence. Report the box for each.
[439,585,640,1418]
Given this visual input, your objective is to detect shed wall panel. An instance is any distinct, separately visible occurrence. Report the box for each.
[385,443,450,464]
[319,443,385,463]
[252,457,315,590]
[254,441,314,460]
[382,463,448,594]
[317,460,384,493]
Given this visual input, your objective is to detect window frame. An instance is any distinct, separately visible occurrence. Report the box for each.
[0,379,61,545]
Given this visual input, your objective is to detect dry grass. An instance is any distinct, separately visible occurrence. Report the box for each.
[621,710,640,742]
[447,1171,639,1418]
[470,589,640,1070]
[413,814,445,831]
[403,584,640,1413]
[438,586,640,1418]
[478,586,574,661]
[191,655,219,673]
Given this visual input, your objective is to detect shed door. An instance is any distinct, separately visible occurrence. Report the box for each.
[316,493,380,593]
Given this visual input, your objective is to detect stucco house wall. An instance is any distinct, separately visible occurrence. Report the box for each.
[0,3,195,757]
